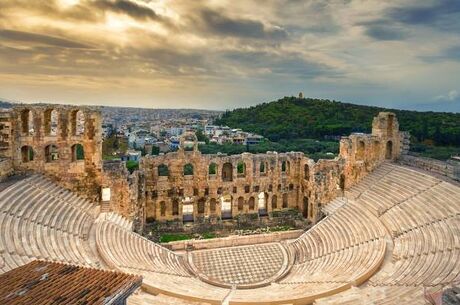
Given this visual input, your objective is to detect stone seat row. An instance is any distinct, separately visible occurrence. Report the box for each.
[0,176,94,238]
[369,223,460,286]
[26,175,96,216]
[290,201,386,262]
[95,217,232,304]
[352,164,440,215]
[0,175,100,274]
[314,285,427,305]
[322,197,347,215]
[380,185,460,237]
[0,212,96,274]
[101,212,133,230]
[346,162,395,199]
[357,176,440,216]
[282,238,386,285]
[96,219,190,277]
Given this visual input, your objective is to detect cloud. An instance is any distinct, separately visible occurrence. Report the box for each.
[0,29,93,49]
[435,90,459,102]
[93,0,161,21]
[196,9,288,40]
[386,0,460,30]
[362,22,408,41]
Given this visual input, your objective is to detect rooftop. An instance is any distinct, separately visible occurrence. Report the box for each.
[0,260,142,305]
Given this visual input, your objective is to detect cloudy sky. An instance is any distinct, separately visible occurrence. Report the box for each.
[0,0,459,112]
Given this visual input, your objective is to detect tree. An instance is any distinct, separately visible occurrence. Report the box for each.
[151,145,160,155]
[195,129,209,144]
[126,160,139,173]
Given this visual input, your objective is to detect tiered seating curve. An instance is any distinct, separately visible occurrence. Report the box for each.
[0,175,99,273]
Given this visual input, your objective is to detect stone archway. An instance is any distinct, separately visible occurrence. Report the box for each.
[221,194,232,219]
[303,196,309,218]
[258,192,268,216]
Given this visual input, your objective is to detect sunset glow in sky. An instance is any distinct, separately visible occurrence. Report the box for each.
[0,0,459,111]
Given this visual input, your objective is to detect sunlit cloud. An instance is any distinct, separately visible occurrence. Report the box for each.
[0,0,459,112]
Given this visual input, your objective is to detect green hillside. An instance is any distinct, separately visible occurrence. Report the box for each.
[214,96,460,159]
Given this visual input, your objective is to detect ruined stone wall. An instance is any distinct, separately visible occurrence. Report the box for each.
[340,112,402,188]
[0,104,103,201]
[141,148,343,223]
[141,150,301,221]
[102,161,144,230]
[399,155,460,182]
[140,112,402,225]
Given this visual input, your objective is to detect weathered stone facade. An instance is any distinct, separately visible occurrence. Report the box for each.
[0,104,103,201]
[0,105,403,230]
[140,112,402,224]
[339,112,402,188]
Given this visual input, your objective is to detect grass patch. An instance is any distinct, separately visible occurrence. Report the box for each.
[201,232,217,239]
[269,225,294,232]
[159,233,191,243]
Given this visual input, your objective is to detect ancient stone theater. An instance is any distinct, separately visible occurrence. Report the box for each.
[0,104,459,304]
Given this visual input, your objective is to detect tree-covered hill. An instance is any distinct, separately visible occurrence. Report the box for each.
[215,96,460,148]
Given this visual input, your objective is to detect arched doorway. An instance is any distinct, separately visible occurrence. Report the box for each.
[237,197,244,212]
[182,203,194,222]
[357,140,365,161]
[282,193,288,208]
[271,195,277,209]
[258,192,268,216]
[221,195,232,219]
[303,196,309,218]
[71,144,84,162]
[21,146,34,163]
[339,174,346,191]
[386,141,393,159]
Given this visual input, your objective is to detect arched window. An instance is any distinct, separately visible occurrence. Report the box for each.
[172,199,179,216]
[271,195,277,209]
[209,162,217,175]
[222,162,233,181]
[21,146,33,163]
[71,144,84,162]
[357,140,365,161]
[158,164,169,177]
[183,163,194,176]
[20,109,34,135]
[238,197,244,211]
[259,162,266,173]
[198,198,205,214]
[45,145,59,162]
[71,110,85,136]
[210,198,217,213]
[248,197,255,210]
[373,141,380,158]
[44,109,58,136]
[304,164,309,180]
[386,141,393,159]
[237,161,246,176]
[282,193,288,208]
[281,160,290,173]
[160,201,166,216]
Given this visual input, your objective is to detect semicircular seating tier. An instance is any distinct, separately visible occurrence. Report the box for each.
[0,161,459,305]
[0,175,99,273]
